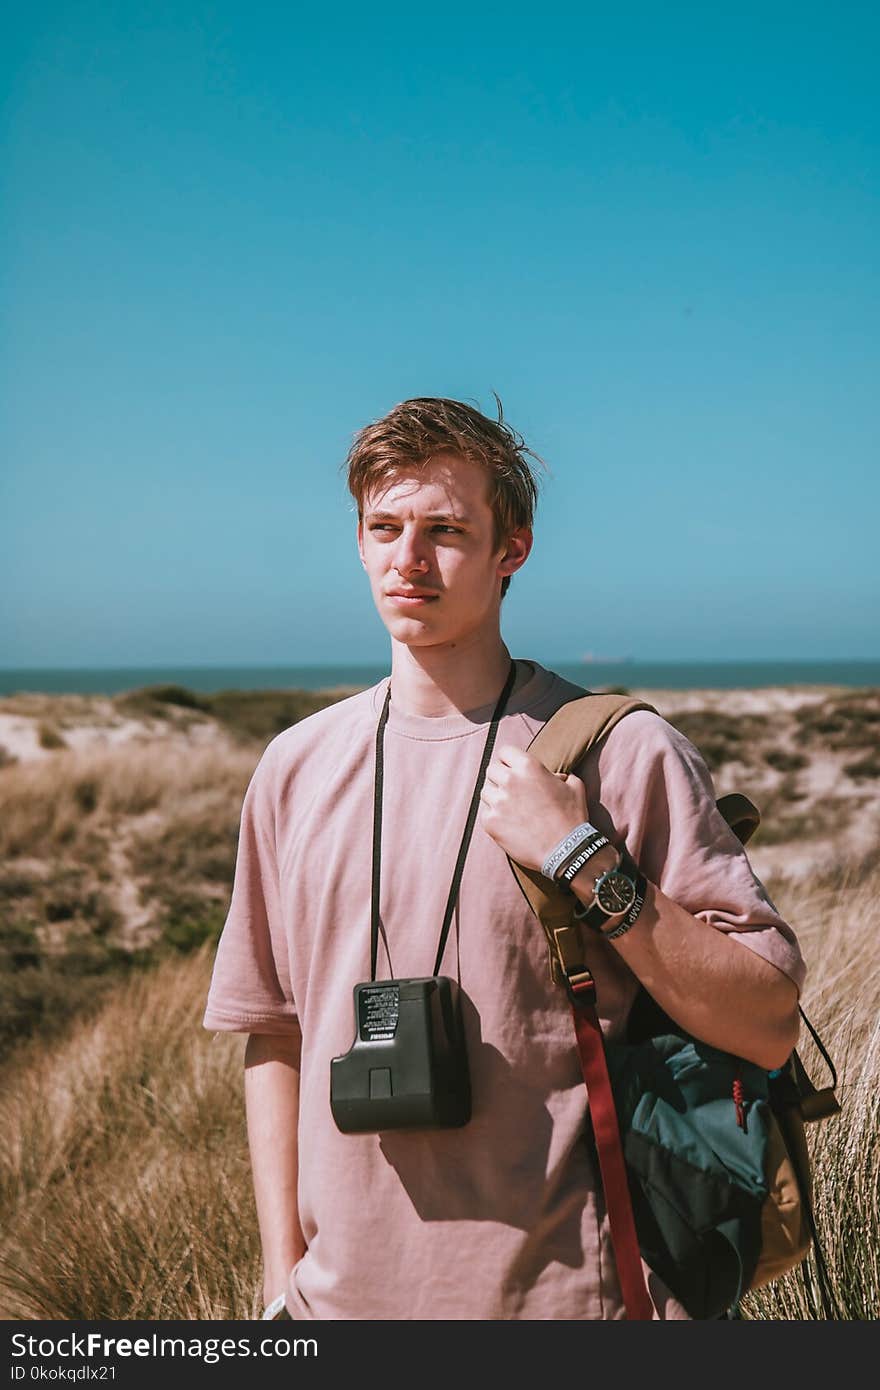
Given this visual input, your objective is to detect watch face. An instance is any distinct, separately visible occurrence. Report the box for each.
[596,870,637,916]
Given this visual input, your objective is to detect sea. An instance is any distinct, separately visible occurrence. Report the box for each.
[0,660,878,697]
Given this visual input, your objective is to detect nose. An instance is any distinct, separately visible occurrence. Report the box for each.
[393,524,430,578]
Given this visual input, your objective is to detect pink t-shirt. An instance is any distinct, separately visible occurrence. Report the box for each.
[203,660,805,1321]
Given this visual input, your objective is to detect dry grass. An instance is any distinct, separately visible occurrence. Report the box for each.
[0,871,876,1320]
[0,745,257,1056]
[0,743,260,1057]
[0,744,258,861]
[739,868,880,1320]
[0,687,363,1063]
[0,949,261,1320]
[0,745,256,944]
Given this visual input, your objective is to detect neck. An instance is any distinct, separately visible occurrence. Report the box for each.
[388,629,529,718]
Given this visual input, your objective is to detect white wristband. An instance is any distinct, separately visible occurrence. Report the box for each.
[541,821,601,880]
[262,1291,287,1320]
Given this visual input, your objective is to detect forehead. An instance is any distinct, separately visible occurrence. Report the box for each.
[362,453,492,520]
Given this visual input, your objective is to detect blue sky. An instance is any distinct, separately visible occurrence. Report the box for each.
[2,1,877,666]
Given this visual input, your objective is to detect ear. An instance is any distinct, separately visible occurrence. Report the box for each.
[357,517,366,567]
[496,526,532,580]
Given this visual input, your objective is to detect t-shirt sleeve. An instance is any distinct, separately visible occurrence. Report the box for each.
[583,708,807,995]
[202,741,299,1034]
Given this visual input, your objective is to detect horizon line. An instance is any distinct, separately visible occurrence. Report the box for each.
[2,656,879,674]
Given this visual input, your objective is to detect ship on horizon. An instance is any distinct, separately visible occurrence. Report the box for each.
[579,653,632,664]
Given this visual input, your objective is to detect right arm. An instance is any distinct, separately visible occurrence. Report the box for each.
[244,1026,308,1309]
[202,743,306,1307]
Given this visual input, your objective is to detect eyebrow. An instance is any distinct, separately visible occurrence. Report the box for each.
[365,510,472,525]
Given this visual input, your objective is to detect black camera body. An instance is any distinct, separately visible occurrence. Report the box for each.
[330,977,471,1133]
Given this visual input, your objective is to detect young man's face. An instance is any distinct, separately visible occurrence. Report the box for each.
[357,453,531,651]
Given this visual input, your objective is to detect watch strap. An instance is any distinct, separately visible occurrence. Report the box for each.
[603,872,648,940]
[573,849,642,933]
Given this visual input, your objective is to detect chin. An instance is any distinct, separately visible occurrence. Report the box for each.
[389,627,444,647]
[384,608,440,631]
[383,616,450,644]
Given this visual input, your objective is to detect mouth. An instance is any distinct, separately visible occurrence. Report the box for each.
[386,592,439,606]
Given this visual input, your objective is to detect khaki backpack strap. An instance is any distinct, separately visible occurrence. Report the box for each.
[507,693,657,979]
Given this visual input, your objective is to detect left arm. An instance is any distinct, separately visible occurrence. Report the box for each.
[479,727,802,1072]
[567,858,800,1070]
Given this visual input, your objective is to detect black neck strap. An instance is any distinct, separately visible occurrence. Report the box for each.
[370,659,519,981]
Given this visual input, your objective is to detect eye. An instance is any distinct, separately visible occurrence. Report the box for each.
[433,525,462,534]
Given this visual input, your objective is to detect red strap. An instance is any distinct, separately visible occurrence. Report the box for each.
[570,986,654,1320]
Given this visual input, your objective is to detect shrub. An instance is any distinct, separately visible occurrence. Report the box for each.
[37,723,67,751]
[764,749,808,773]
[115,685,211,713]
[162,908,226,954]
[206,687,354,744]
[664,710,766,773]
[795,692,880,752]
[844,754,880,781]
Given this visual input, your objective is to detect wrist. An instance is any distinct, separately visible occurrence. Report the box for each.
[601,873,649,941]
[263,1259,297,1309]
[567,844,620,899]
[541,820,605,881]
[572,848,649,941]
[262,1291,287,1320]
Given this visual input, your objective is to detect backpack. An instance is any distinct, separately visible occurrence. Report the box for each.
[506,691,840,1320]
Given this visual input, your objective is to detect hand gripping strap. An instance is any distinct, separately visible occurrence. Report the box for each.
[506,693,657,964]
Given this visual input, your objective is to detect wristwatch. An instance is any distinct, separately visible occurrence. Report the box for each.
[573,849,643,933]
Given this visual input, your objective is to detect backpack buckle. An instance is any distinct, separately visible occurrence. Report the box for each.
[563,967,596,1006]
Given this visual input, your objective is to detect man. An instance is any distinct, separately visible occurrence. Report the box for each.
[203,396,804,1321]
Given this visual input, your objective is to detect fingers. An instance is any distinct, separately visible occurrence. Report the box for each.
[486,748,557,794]
[493,744,532,766]
[484,745,517,787]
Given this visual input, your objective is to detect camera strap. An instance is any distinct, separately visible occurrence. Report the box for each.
[370,658,519,981]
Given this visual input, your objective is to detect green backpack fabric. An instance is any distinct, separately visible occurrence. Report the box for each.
[599,1009,790,1317]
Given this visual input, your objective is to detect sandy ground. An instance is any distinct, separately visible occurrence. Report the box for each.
[0,702,228,764]
[631,686,837,716]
